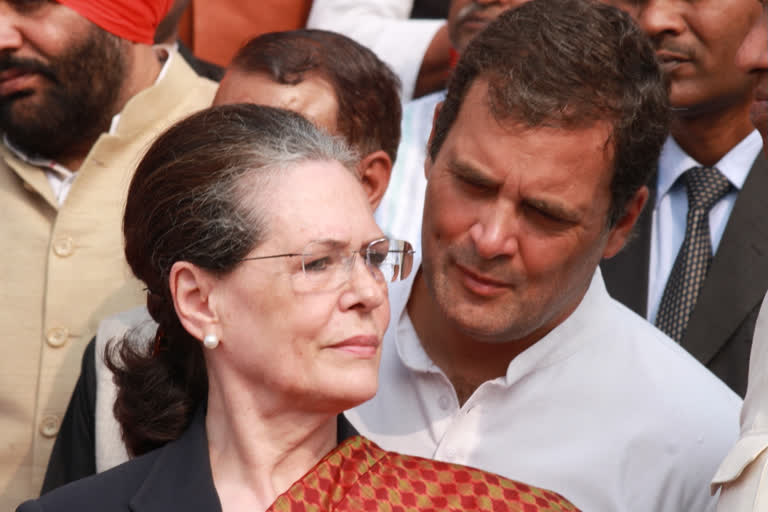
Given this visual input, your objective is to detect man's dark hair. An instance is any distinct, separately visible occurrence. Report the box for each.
[232,29,402,163]
[430,0,670,226]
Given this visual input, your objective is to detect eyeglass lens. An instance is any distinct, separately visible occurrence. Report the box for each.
[293,239,413,293]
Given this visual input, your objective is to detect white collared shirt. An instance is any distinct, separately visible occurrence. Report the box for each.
[347,262,741,511]
[647,131,763,322]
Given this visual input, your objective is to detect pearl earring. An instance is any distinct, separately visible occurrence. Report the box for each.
[203,334,219,350]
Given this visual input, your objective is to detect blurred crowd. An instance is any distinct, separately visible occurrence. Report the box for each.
[1,0,766,510]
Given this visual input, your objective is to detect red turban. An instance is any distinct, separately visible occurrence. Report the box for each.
[55,0,173,45]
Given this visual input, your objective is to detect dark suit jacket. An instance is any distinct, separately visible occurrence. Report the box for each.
[601,154,768,397]
[20,407,358,511]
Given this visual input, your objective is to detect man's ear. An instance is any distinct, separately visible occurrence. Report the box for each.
[424,101,444,180]
[169,261,220,343]
[602,185,649,259]
[358,150,393,211]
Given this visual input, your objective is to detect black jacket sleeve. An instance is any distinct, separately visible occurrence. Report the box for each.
[40,338,97,495]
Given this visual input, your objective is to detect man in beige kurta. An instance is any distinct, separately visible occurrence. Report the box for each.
[0,0,216,506]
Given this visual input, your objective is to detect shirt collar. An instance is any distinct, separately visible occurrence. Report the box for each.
[655,130,763,208]
[3,134,74,179]
[108,45,174,135]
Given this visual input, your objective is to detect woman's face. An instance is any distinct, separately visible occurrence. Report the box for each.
[208,161,390,412]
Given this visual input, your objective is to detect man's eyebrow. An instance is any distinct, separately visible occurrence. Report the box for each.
[523,197,581,223]
[448,160,500,188]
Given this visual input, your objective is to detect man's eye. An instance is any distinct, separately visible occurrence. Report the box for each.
[524,204,576,230]
[455,174,493,193]
[532,207,561,221]
[10,0,48,13]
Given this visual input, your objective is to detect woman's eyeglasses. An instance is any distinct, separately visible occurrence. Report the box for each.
[241,237,415,293]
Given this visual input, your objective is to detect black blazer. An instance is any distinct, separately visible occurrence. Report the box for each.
[20,407,358,511]
[601,154,768,396]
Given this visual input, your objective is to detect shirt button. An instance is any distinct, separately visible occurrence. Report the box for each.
[438,395,451,410]
[52,236,74,257]
[39,415,60,438]
[46,327,69,348]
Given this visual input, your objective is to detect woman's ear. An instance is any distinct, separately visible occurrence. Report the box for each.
[358,150,393,211]
[169,261,219,342]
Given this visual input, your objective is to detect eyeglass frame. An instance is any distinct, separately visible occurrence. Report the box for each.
[239,236,415,288]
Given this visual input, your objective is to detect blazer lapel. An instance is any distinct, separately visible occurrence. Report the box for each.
[129,407,221,512]
[600,177,656,317]
[683,155,768,364]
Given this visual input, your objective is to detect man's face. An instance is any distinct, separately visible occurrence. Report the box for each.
[604,0,762,115]
[214,70,339,134]
[735,0,767,145]
[0,1,128,158]
[421,80,636,343]
[447,0,523,53]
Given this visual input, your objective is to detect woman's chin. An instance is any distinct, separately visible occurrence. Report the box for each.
[314,373,379,413]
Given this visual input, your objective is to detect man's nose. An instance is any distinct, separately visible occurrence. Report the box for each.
[635,0,687,39]
[0,7,24,54]
[735,8,768,75]
[469,205,520,260]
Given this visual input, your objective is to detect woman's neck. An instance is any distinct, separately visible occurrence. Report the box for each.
[204,380,338,511]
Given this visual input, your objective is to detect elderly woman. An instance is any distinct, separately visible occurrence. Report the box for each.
[18,105,577,511]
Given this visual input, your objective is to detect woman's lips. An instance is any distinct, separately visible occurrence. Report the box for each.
[328,335,380,357]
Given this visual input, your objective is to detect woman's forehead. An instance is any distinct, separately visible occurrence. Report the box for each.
[258,161,379,242]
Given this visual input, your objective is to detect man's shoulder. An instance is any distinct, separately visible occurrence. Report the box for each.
[596,294,741,410]
[127,48,217,120]
[160,50,218,104]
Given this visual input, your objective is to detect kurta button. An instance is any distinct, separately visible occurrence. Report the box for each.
[46,327,69,347]
[52,236,74,257]
[39,415,60,438]
[438,395,451,410]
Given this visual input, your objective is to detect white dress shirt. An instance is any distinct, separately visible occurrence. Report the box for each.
[375,90,444,253]
[647,131,763,322]
[306,0,444,102]
[348,261,741,511]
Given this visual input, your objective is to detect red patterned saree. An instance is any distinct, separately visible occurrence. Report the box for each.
[267,436,579,512]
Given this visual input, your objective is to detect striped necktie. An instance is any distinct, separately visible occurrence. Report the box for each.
[655,166,732,342]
